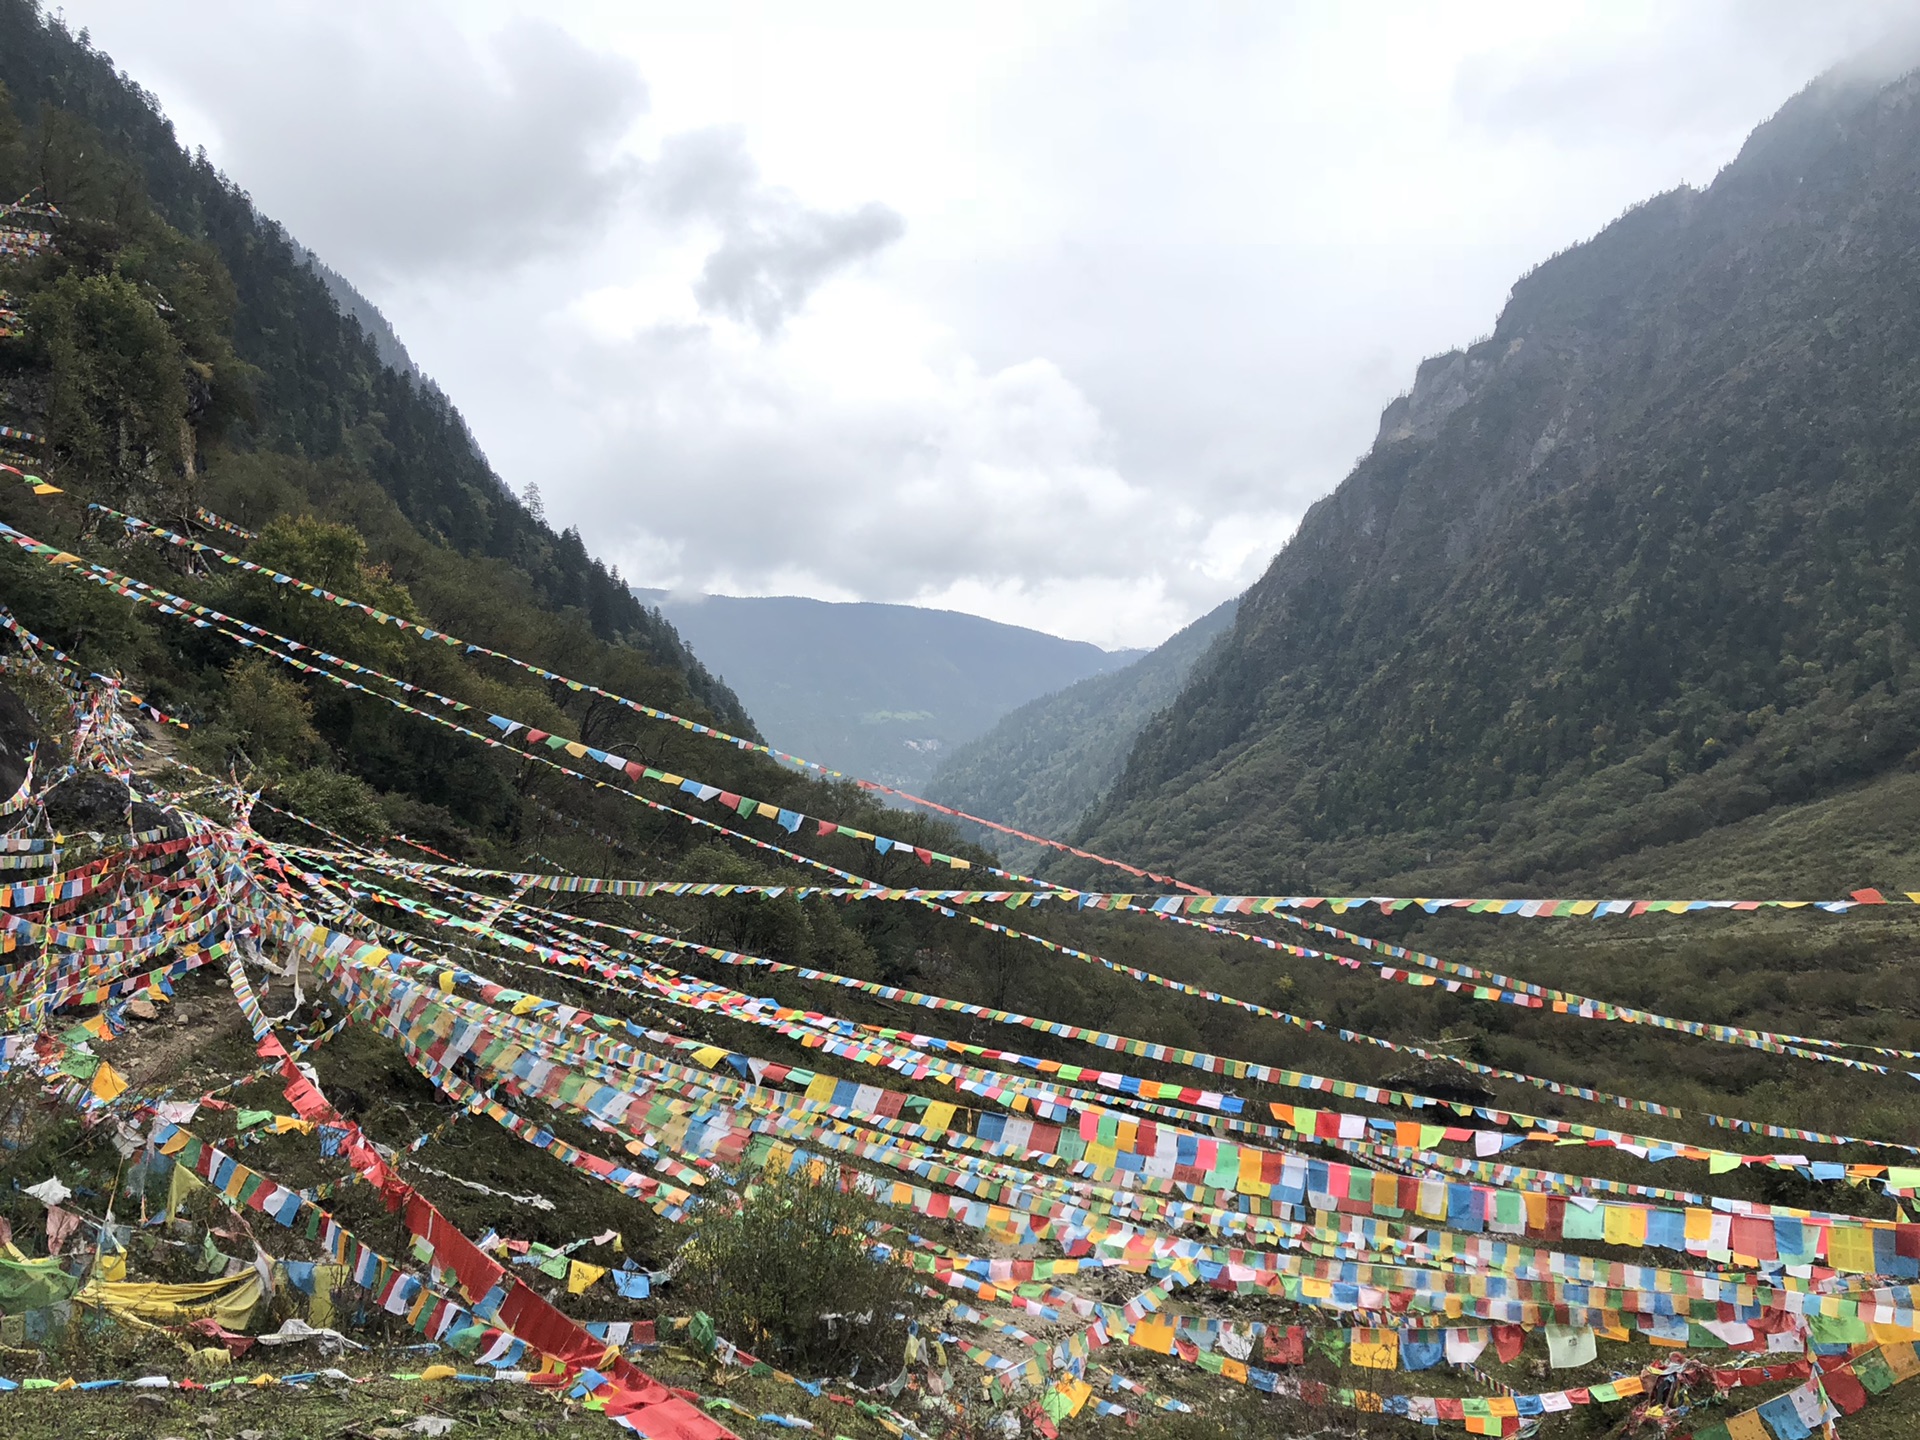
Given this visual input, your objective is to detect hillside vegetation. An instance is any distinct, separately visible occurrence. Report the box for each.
[0,0,747,736]
[927,597,1236,867]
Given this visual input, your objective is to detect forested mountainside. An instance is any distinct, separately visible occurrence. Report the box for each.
[0,2,1002,892]
[639,590,1138,789]
[0,0,747,735]
[926,596,1236,863]
[1070,63,1920,896]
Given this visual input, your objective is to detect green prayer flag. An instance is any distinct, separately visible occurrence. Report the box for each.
[1855,1348,1897,1394]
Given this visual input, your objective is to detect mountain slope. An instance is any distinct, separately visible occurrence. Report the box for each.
[294,241,421,380]
[1073,64,1920,895]
[637,591,1138,788]
[924,596,1236,861]
[0,2,749,736]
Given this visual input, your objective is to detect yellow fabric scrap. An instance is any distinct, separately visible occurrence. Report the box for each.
[82,1271,263,1328]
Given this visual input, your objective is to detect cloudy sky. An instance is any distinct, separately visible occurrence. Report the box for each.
[64,0,1918,648]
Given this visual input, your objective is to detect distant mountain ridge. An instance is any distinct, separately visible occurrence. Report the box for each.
[1068,64,1920,896]
[924,596,1237,865]
[635,591,1139,789]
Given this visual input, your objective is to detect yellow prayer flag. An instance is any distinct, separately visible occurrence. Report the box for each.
[89,1062,128,1104]
[921,1101,957,1133]
[1602,1205,1645,1246]
[1130,1319,1175,1354]
[1828,1225,1879,1274]
[1349,1328,1399,1369]
[567,1260,608,1294]
[1058,1376,1092,1417]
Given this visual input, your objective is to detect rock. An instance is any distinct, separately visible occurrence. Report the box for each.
[40,771,186,841]
[1379,1055,1496,1106]
[0,681,43,798]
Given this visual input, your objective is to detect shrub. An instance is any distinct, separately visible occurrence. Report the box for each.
[676,1163,918,1375]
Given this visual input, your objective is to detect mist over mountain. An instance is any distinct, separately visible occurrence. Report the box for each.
[1067,63,1920,897]
[635,590,1139,790]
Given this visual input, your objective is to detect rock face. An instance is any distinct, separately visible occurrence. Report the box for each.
[40,772,185,841]
[0,681,43,799]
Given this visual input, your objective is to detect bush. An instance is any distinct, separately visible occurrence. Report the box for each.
[267,766,388,840]
[676,1163,919,1375]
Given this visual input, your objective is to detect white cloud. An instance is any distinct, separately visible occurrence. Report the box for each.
[504,276,1282,648]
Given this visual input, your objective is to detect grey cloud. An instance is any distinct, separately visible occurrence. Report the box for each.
[651,127,905,334]
[1452,1,1917,145]
[72,4,648,280]
[79,5,902,327]
[694,202,905,335]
